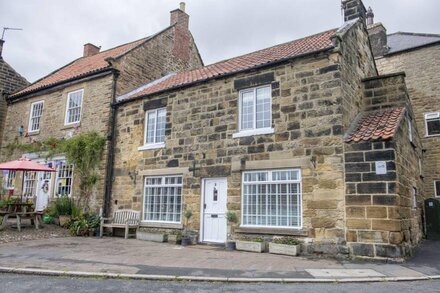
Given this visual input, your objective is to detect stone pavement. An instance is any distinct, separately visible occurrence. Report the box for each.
[0,237,439,282]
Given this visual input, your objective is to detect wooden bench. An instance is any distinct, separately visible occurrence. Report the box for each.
[100,209,140,239]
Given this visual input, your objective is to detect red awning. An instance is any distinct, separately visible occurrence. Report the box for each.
[0,158,55,172]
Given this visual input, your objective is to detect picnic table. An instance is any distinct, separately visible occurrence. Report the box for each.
[0,202,42,232]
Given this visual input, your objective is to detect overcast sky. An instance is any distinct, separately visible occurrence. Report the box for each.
[1,0,439,83]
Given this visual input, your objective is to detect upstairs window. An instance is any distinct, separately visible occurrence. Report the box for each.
[140,108,166,149]
[28,101,44,132]
[234,85,273,138]
[435,181,440,197]
[425,112,440,136]
[65,89,83,125]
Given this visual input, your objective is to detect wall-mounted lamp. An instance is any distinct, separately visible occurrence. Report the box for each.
[240,157,247,168]
[18,125,24,137]
[189,160,200,177]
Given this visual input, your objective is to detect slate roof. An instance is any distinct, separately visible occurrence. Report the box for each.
[118,28,337,102]
[10,36,153,99]
[345,107,406,143]
[387,32,440,55]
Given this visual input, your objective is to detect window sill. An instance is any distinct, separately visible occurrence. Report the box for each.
[138,143,165,151]
[425,134,440,138]
[232,128,274,138]
[140,221,183,229]
[27,130,40,136]
[235,226,308,236]
[61,123,80,130]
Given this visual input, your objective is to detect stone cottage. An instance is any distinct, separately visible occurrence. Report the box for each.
[367,9,440,201]
[109,0,423,259]
[0,4,203,213]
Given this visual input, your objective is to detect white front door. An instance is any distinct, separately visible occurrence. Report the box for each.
[35,172,52,212]
[202,178,227,243]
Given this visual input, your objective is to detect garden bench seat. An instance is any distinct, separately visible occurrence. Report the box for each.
[100,209,140,239]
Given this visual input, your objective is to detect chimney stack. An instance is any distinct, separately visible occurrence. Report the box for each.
[170,2,190,64]
[0,39,4,59]
[342,0,367,23]
[366,6,374,26]
[83,43,100,57]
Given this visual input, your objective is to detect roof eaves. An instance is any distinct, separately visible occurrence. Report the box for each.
[116,73,176,102]
[385,39,440,57]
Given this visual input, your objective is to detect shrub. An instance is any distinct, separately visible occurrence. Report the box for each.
[272,237,300,246]
[67,213,101,236]
[226,211,238,223]
[240,236,265,243]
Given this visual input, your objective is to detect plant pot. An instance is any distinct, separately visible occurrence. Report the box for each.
[235,240,266,253]
[136,231,167,242]
[181,236,192,246]
[59,215,71,227]
[168,234,182,245]
[225,241,236,251]
[88,230,95,237]
[268,243,300,256]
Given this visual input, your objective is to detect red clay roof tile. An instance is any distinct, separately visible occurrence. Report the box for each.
[119,28,337,101]
[345,107,406,143]
[11,37,149,98]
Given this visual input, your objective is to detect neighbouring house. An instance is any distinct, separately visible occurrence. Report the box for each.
[367,9,440,202]
[0,39,29,150]
[0,3,203,213]
[0,39,29,197]
[109,0,423,259]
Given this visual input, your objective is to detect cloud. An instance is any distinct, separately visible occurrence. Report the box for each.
[0,0,439,82]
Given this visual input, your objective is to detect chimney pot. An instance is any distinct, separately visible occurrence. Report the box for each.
[180,2,186,12]
[83,43,101,57]
[366,7,374,26]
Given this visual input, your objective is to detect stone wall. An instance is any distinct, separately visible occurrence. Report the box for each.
[376,44,440,199]
[114,27,202,96]
[112,52,348,248]
[0,74,115,207]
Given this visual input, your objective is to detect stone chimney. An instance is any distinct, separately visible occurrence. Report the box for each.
[365,7,388,57]
[0,39,4,59]
[83,43,100,57]
[170,2,190,64]
[342,0,367,23]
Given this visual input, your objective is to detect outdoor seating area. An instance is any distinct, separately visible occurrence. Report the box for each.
[0,200,42,232]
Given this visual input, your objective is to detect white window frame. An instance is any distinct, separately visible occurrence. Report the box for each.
[138,108,166,151]
[435,181,440,198]
[142,175,183,224]
[23,171,37,198]
[64,89,84,126]
[3,170,16,190]
[54,161,74,197]
[241,169,302,229]
[408,118,413,142]
[233,85,274,138]
[425,112,440,137]
[28,101,44,132]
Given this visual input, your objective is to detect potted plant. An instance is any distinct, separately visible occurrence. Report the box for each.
[269,237,301,256]
[168,230,182,245]
[53,196,74,227]
[225,211,238,251]
[136,228,168,242]
[235,236,267,253]
[181,208,193,246]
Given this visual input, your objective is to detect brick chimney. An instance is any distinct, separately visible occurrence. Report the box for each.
[0,39,4,59]
[83,43,100,57]
[170,2,190,64]
[366,7,389,57]
[342,0,367,23]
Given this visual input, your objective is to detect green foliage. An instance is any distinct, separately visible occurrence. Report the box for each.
[5,137,65,158]
[60,132,105,210]
[184,208,193,221]
[0,197,17,209]
[226,211,238,223]
[67,213,101,236]
[272,237,300,246]
[240,236,265,243]
[53,196,74,216]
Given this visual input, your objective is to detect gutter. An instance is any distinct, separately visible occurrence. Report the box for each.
[103,69,120,217]
[115,46,335,106]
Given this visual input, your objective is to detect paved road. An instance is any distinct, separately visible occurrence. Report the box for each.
[1,273,440,293]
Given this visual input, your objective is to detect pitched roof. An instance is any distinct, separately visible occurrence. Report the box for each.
[10,36,152,99]
[118,28,337,102]
[386,32,440,55]
[345,107,406,143]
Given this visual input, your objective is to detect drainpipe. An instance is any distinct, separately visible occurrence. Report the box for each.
[103,69,120,217]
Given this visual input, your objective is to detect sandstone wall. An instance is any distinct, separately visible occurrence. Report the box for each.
[376,44,440,199]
